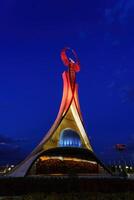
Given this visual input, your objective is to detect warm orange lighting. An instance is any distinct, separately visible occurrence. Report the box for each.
[39,156,96,165]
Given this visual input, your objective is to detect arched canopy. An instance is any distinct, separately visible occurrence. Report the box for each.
[26,147,112,176]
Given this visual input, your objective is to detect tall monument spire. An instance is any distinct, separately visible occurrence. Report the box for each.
[7,47,111,177]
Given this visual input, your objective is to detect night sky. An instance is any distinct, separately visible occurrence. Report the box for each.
[0,0,134,165]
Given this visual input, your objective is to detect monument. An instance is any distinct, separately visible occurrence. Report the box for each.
[8,47,111,176]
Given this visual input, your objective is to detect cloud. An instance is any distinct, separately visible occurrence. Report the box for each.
[0,134,28,165]
[119,86,134,103]
[0,134,29,144]
[0,134,14,144]
[104,0,134,24]
[106,81,116,89]
[0,143,20,156]
[127,88,134,102]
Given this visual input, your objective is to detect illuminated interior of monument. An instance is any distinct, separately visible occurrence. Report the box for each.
[58,129,82,147]
[28,156,102,175]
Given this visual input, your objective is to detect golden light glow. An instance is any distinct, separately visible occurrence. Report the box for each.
[39,156,96,165]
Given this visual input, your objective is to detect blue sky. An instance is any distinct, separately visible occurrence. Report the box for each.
[0,0,134,165]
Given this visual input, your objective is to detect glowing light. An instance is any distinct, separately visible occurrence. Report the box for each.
[8,167,11,171]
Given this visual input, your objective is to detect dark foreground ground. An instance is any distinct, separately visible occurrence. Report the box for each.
[0,175,134,199]
[1,192,134,200]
